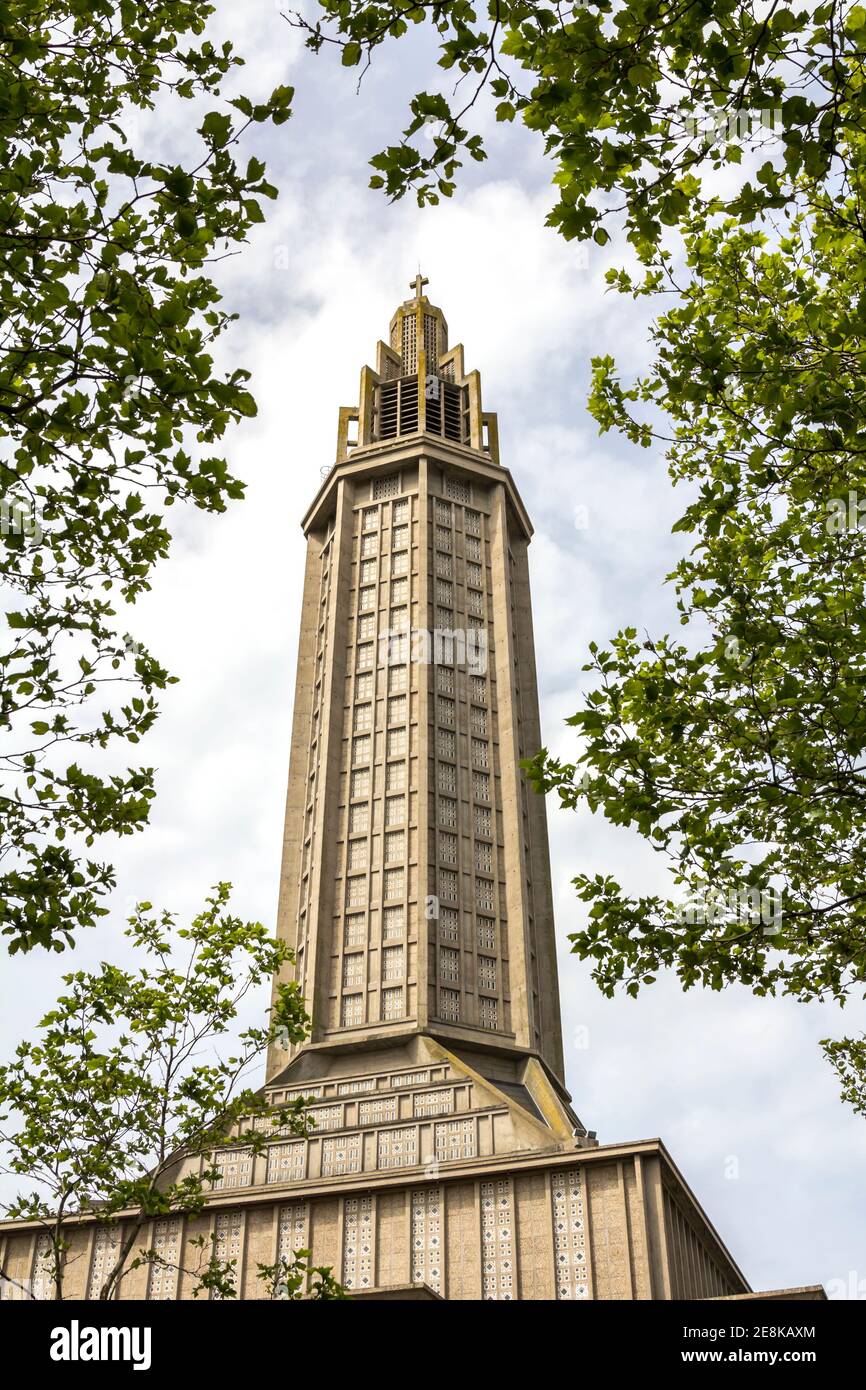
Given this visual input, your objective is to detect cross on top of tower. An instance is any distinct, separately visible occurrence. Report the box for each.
[410,271,429,299]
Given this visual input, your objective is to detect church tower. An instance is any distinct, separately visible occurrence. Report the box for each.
[266,274,568,1100]
[255,280,751,1299]
[0,283,824,1303]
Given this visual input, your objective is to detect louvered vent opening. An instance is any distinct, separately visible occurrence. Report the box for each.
[442,382,463,442]
[399,375,418,433]
[378,381,398,439]
[426,380,442,435]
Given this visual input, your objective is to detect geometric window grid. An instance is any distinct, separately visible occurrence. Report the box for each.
[212,1147,253,1190]
[439,868,457,901]
[387,728,406,757]
[358,585,376,612]
[384,867,404,899]
[309,1105,343,1132]
[356,640,374,669]
[465,534,481,561]
[436,524,452,550]
[552,1170,589,1300]
[147,1218,182,1300]
[473,770,490,800]
[435,500,452,526]
[31,1231,55,1301]
[387,694,407,724]
[266,1142,307,1184]
[474,805,492,836]
[466,561,482,588]
[413,1089,454,1117]
[479,996,499,1030]
[341,1196,373,1291]
[471,737,488,768]
[481,1179,515,1300]
[359,1096,397,1126]
[435,1118,476,1163]
[411,1187,443,1293]
[382,905,405,940]
[341,993,364,1027]
[475,841,493,872]
[467,589,483,616]
[361,533,377,558]
[445,476,471,504]
[475,878,495,910]
[437,696,455,724]
[437,729,456,758]
[439,987,460,1022]
[392,549,409,576]
[352,734,371,764]
[358,613,375,640]
[477,918,495,950]
[88,1224,123,1300]
[343,914,366,949]
[355,672,375,702]
[211,1211,244,1301]
[470,674,486,702]
[436,664,454,693]
[438,906,459,941]
[322,1134,362,1177]
[377,1125,419,1169]
[439,796,457,828]
[385,795,405,826]
[436,551,452,579]
[390,577,408,605]
[363,506,379,531]
[359,559,377,585]
[381,985,404,1020]
[353,700,372,731]
[388,664,408,695]
[372,474,399,500]
[440,946,459,982]
[470,702,487,733]
[349,803,369,835]
[478,956,497,991]
[464,509,482,536]
[350,768,370,798]
[277,1202,309,1267]
[439,831,458,864]
[343,953,365,988]
[347,839,367,870]
[390,605,408,632]
[386,761,406,791]
[438,762,457,793]
[392,498,409,523]
[346,876,367,908]
[392,524,409,548]
[436,579,453,606]
[383,945,404,981]
[384,830,405,862]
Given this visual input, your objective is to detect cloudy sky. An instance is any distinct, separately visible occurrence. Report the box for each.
[3,2,864,1298]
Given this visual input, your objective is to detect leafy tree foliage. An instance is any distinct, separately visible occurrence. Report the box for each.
[0,885,343,1300]
[0,1,293,953]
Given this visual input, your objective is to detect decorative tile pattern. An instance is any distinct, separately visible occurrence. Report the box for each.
[321,1133,362,1176]
[552,1169,589,1299]
[411,1187,443,1292]
[147,1218,182,1300]
[87,1224,123,1300]
[481,1178,516,1300]
[341,1196,373,1290]
[377,1125,419,1169]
